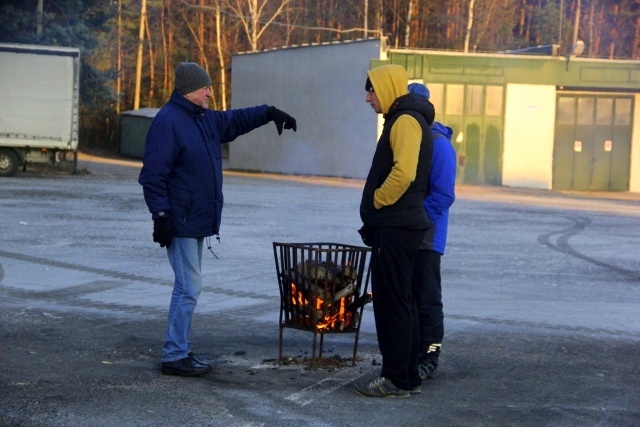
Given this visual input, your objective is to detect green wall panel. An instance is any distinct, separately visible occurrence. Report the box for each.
[387,50,640,89]
[377,49,637,191]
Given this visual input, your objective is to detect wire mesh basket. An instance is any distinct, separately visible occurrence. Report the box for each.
[273,242,371,367]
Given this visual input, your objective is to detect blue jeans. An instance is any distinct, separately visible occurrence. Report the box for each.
[162,237,204,362]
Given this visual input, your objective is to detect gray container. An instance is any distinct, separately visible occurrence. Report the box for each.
[119,108,159,158]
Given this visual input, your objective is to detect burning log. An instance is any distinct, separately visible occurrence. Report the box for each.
[287,278,357,331]
[274,242,372,367]
[339,264,358,282]
[284,271,330,300]
[332,283,355,303]
[348,292,372,311]
[296,260,335,282]
[296,260,358,285]
[282,256,367,333]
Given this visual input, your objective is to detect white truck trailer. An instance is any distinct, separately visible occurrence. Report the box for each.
[0,43,80,177]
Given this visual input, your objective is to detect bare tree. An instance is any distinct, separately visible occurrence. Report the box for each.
[144,12,156,103]
[161,0,169,95]
[215,1,228,109]
[134,0,147,110]
[180,9,218,109]
[223,0,294,51]
[472,0,507,52]
[464,0,475,52]
[634,12,640,58]
[116,0,123,114]
[404,0,413,47]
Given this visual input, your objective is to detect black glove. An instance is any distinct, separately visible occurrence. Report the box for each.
[267,106,297,135]
[153,217,173,248]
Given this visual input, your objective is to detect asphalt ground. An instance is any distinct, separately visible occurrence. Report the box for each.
[0,152,639,427]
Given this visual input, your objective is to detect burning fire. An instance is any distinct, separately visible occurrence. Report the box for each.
[290,282,354,332]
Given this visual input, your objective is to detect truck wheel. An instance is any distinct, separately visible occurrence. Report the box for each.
[0,149,19,177]
[70,150,78,175]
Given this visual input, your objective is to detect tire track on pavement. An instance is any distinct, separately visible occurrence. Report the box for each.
[0,249,280,319]
[537,215,640,281]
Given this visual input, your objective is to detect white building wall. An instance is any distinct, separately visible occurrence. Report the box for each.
[230,39,386,179]
[502,84,557,189]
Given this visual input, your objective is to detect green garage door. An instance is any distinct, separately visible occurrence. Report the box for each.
[434,84,504,186]
[553,94,633,191]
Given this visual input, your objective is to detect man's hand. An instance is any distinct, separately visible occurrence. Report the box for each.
[267,106,297,135]
[153,217,173,248]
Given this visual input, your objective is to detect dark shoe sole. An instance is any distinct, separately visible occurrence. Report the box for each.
[188,352,214,369]
[161,366,210,376]
[354,382,411,398]
[354,388,410,398]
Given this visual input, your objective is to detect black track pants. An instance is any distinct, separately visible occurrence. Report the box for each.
[370,227,423,391]
[412,249,444,366]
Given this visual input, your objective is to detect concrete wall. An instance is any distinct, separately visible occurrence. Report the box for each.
[502,84,556,189]
[229,39,385,179]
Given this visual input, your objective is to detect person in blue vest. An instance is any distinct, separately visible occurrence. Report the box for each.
[139,62,296,377]
[407,82,456,380]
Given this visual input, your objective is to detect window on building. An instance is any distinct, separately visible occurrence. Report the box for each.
[445,85,464,115]
[596,98,613,125]
[557,97,575,124]
[428,83,444,114]
[614,98,632,126]
[466,85,484,115]
[577,98,594,125]
[485,86,503,116]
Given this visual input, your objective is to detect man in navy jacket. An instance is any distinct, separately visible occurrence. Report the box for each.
[408,83,456,381]
[139,62,296,376]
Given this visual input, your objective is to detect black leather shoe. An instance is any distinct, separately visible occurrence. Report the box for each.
[188,352,213,369]
[161,356,211,376]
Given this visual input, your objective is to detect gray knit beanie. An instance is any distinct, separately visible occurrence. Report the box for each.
[174,62,212,95]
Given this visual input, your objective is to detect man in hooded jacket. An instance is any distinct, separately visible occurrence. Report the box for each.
[355,64,434,398]
[139,62,296,377]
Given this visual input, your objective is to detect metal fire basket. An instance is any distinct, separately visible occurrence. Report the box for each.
[273,242,371,367]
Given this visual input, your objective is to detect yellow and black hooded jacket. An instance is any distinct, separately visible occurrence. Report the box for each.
[360,64,434,230]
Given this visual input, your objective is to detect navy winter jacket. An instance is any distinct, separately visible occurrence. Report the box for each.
[138,91,270,237]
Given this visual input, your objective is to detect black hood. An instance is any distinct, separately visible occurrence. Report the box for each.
[386,93,435,126]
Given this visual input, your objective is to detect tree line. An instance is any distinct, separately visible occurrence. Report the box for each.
[0,0,638,151]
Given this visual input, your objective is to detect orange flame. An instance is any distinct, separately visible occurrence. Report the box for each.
[290,283,354,332]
